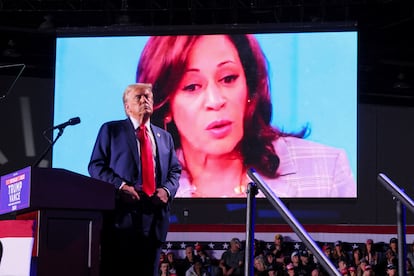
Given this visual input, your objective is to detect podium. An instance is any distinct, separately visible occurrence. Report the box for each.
[0,167,115,276]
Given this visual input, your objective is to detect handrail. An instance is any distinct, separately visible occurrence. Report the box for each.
[246,168,341,276]
[244,182,258,276]
[377,173,414,276]
[378,173,414,213]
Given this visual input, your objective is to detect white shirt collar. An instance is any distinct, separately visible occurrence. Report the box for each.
[129,116,151,131]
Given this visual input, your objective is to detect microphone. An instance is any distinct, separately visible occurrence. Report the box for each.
[52,117,81,130]
[34,116,81,167]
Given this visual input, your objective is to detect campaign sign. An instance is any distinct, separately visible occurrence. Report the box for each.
[0,166,31,215]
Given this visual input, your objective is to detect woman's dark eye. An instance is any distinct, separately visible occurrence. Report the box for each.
[183,84,199,92]
[221,75,239,84]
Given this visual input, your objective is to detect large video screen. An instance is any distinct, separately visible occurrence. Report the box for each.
[53,26,357,198]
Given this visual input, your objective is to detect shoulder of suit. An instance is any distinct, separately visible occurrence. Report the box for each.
[276,136,344,152]
[150,123,168,134]
[100,119,131,130]
[103,119,128,126]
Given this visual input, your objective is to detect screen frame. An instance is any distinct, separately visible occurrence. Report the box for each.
[52,22,359,201]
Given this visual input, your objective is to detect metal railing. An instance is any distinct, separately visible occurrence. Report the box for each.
[377,173,414,276]
[245,168,341,276]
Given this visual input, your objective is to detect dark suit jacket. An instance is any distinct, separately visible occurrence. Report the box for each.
[88,118,181,242]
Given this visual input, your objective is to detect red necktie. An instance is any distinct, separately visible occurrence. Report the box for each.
[136,125,156,196]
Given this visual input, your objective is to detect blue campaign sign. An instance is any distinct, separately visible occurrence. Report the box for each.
[0,166,31,215]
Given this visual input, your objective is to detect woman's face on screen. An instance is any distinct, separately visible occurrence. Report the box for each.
[170,35,248,156]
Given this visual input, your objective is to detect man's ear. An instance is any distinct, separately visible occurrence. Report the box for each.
[124,103,130,115]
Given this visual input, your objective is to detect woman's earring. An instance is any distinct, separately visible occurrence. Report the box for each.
[163,115,172,130]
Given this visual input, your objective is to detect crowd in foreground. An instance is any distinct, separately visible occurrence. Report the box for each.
[158,235,414,276]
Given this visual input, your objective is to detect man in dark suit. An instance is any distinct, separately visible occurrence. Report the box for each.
[88,83,181,276]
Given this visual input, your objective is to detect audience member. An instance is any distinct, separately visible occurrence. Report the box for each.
[348,266,356,276]
[270,234,288,265]
[195,244,216,275]
[160,260,172,276]
[180,245,197,275]
[322,244,334,262]
[186,257,210,276]
[333,241,349,267]
[253,255,268,276]
[254,239,265,257]
[218,238,244,276]
[166,251,179,275]
[290,250,302,275]
[338,258,349,276]
[350,247,363,272]
[299,249,318,275]
[359,258,370,274]
[362,239,379,272]
[378,248,397,275]
[386,263,397,276]
[319,244,335,275]
[362,265,374,276]
[389,238,398,256]
[160,251,167,263]
[264,252,283,274]
[264,252,275,268]
[286,263,295,276]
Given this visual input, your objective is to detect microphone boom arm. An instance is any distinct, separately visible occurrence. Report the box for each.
[33,128,64,167]
[33,116,81,167]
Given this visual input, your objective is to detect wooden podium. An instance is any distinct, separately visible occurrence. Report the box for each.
[0,167,115,276]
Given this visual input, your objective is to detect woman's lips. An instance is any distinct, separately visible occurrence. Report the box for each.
[206,120,232,139]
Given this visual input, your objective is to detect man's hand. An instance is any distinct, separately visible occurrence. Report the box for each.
[154,188,169,204]
[226,267,235,276]
[121,184,140,200]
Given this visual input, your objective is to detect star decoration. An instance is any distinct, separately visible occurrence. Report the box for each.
[266,243,272,250]
[223,242,229,250]
[208,242,215,249]
[180,242,187,249]
[352,244,359,249]
[294,243,301,249]
[166,242,173,249]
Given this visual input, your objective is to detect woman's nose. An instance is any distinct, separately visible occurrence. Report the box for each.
[204,84,226,110]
